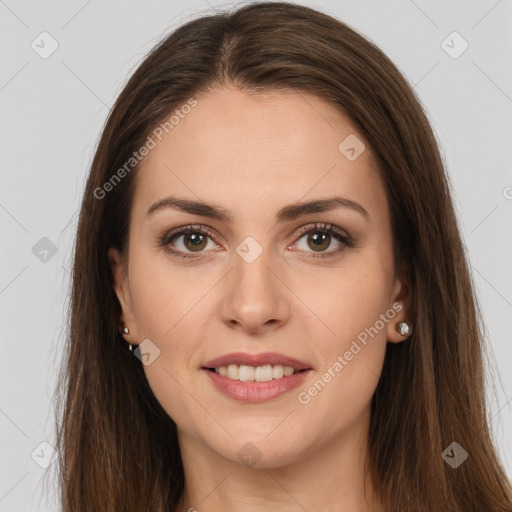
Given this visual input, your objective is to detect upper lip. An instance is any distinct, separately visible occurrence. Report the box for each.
[203,352,312,371]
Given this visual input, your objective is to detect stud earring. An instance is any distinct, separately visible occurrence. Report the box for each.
[120,325,135,351]
[396,321,410,336]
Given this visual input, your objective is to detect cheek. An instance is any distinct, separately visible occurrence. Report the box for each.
[291,254,393,346]
[127,259,209,427]
[128,247,205,339]
[292,282,390,441]
[293,256,391,405]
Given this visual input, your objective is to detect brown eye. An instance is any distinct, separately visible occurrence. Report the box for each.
[307,231,331,252]
[182,233,208,252]
[159,225,219,259]
[293,222,353,259]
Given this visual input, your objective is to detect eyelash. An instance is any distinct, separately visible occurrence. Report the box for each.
[158,222,354,261]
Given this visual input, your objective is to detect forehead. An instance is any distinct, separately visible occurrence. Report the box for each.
[132,86,385,221]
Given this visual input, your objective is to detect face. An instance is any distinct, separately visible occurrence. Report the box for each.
[109,86,409,468]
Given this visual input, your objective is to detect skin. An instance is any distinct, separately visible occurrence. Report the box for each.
[109,86,410,512]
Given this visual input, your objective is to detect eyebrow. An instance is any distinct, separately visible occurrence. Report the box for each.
[146,195,370,223]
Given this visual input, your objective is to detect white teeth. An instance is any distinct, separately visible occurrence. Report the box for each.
[239,365,255,381]
[255,365,273,382]
[273,365,284,379]
[227,364,239,380]
[283,366,294,377]
[213,364,299,381]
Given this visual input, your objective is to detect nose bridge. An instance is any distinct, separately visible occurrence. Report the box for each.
[219,236,289,331]
[235,240,273,292]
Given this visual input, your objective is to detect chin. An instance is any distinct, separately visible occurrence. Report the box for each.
[205,430,308,469]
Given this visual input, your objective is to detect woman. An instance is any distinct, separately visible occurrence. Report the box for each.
[51,2,512,510]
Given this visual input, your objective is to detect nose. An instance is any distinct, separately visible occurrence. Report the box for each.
[217,247,290,335]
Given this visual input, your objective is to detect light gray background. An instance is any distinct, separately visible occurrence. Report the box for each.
[1,0,511,510]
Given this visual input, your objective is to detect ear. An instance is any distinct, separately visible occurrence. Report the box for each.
[108,246,140,345]
[386,261,412,344]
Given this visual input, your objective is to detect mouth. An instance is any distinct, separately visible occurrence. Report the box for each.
[201,352,313,402]
[202,351,313,383]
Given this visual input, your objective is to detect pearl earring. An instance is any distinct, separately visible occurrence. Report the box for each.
[396,321,410,336]
[120,326,135,351]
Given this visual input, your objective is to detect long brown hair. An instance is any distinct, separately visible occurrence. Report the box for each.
[50,2,512,510]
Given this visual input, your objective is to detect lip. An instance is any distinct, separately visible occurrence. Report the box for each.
[203,351,312,371]
[202,367,312,403]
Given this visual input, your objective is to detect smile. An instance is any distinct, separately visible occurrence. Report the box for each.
[208,364,302,382]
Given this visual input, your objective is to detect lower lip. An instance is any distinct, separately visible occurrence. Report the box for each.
[202,368,312,403]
